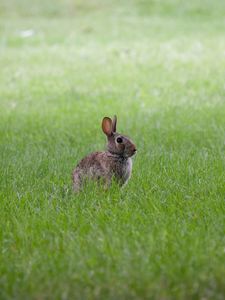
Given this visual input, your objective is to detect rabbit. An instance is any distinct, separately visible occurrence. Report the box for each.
[72,115,137,192]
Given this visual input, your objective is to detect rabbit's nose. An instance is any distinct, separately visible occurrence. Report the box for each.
[133,147,137,153]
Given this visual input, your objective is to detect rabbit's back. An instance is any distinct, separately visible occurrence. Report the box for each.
[72,151,132,191]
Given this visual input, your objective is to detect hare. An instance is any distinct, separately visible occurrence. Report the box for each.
[72,115,136,192]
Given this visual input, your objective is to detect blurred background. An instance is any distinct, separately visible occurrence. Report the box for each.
[0,1,225,299]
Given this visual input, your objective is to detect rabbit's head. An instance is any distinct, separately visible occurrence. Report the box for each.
[102,115,137,158]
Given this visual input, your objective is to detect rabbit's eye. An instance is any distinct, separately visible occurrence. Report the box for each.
[116,137,123,143]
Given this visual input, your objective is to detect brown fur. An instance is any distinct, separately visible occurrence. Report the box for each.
[72,116,136,192]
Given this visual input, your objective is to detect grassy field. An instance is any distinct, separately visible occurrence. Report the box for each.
[0,1,225,299]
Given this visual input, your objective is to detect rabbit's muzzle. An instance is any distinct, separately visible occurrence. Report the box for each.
[125,144,137,157]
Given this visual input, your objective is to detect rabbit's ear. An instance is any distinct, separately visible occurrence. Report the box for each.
[102,117,113,136]
[112,115,117,132]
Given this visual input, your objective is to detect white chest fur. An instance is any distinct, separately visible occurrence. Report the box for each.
[121,158,132,184]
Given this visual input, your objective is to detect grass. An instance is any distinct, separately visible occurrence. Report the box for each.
[0,0,225,299]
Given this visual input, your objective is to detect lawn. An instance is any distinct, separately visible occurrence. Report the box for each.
[0,0,225,299]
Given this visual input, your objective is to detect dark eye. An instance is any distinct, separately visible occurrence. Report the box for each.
[116,137,123,143]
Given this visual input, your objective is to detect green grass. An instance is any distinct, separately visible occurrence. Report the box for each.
[0,1,225,299]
